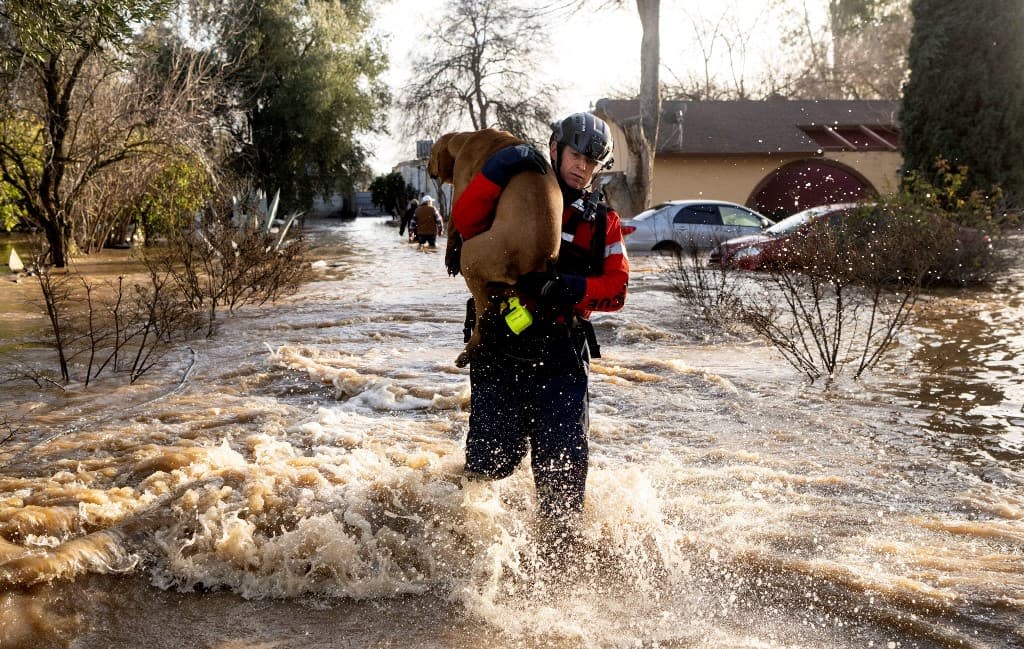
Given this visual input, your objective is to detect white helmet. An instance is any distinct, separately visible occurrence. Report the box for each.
[421,195,433,203]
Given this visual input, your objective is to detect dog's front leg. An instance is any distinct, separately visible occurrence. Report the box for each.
[445,230,463,276]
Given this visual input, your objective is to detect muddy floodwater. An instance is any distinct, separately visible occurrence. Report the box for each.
[1,218,1021,649]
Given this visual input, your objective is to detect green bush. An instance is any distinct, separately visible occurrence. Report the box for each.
[134,156,215,243]
[0,180,25,231]
[791,161,1001,288]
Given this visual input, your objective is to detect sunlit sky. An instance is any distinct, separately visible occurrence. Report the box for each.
[365,0,820,174]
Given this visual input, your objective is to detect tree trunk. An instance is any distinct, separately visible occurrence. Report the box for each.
[628,0,661,216]
[39,214,71,268]
[830,0,846,95]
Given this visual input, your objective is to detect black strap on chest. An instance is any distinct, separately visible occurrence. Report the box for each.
[561,196,607,277]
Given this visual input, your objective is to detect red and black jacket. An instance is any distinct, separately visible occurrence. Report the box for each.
[452,172,629,321]
[554,191,628,319]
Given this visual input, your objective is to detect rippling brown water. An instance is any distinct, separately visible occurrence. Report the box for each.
[1,219,1021,649]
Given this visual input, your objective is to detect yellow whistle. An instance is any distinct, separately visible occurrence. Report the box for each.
[503,296,533,334]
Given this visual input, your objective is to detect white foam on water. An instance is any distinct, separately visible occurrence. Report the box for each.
[4,221,1024,648]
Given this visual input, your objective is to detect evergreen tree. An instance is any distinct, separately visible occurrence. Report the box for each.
[900,0,1024,203]
[180,0,389,212]
[368,172,414,217]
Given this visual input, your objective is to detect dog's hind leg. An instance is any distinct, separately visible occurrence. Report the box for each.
[455,281,517,367]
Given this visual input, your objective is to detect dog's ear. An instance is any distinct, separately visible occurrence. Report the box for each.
[428,133,458,183]
[448,130,511,177]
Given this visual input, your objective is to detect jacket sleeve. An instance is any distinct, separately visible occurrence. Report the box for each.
[577,209,629,313]
[451,172,502,240]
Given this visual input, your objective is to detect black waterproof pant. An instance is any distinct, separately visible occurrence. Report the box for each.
[465,332,590,522]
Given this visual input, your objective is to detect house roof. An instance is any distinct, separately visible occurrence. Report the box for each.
[594,98,900,155]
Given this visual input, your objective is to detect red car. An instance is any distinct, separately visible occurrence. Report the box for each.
[709,203,858,269]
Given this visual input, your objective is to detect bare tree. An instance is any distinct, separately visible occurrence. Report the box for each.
[667,8,729,101]
[36,259,75,382]
[660,1,908,102]
[663,3,776,101]
[399,0,558,142]
[0,1,224,266]
[538,0,660,216]
[775,0,911,100]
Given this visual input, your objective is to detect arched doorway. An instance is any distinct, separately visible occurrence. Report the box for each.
[750,159,875,219]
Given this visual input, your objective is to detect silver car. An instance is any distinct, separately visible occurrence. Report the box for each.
[620,200,774,252]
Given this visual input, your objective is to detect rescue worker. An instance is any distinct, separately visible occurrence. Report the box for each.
[450,112,629,548]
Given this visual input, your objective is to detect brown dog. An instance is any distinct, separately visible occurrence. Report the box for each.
[428,128,561,366]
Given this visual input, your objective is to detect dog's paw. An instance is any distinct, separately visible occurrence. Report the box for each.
[455,351,470,368]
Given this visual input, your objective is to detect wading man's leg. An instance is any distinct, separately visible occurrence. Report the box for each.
[464,353,529,480]
[527,366,589,549]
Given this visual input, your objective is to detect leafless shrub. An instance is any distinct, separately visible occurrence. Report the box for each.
[36,262,75,383]
[142,206,310,336]
[33,262,203,385]
[663,245,745,334]
[0,417,20,445]
[738,270,917,382]
[27,193,308,388]
[666,228,919,382]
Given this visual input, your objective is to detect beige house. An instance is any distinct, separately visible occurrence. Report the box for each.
[593,98,903,219]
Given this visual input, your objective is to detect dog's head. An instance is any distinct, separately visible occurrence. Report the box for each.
[427,133,459,184]
[428,129,523,187]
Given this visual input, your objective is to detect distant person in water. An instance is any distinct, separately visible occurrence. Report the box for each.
[399,198,418,241]
[414,195,443,249]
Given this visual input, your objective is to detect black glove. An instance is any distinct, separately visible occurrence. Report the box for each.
[516,271,586,305]
[481,145,549,187]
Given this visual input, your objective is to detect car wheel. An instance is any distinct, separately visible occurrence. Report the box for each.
[652,241,682,255]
